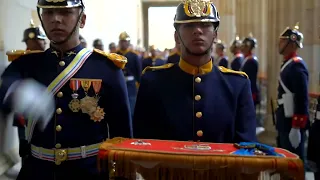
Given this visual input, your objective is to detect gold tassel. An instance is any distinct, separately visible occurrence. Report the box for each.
[99,139,305,180]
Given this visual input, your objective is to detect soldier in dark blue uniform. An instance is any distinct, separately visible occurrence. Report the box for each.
[308,96,320,179]
[215,40,228,68]
[109,42,117,53]
[133,0,256,143]
[22,19,46,51]
[240,33,260,106]
[93,38,104,51]
[142,45,165,69]
[230,36,243,71]
[276,23,308,166]
[166,43,181,64]
[117,32,142,118]
[79,35,87,48]
[0,0,132,179]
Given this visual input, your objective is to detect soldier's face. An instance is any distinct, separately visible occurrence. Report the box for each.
[119,40,129,50]
[278,38,289,54]
[41,8,86,42]
[175,22,216,54]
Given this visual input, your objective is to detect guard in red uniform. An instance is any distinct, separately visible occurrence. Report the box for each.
[276,22,309,168]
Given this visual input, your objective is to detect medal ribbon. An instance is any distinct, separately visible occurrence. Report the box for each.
[81,80,92,92]
[92,80,102,95]
[70,79,80,92]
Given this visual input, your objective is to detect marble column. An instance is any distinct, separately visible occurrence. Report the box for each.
[214,0,236,60]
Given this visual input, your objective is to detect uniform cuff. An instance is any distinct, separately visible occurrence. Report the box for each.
[292,114,308,128]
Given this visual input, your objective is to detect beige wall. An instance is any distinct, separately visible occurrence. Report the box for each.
[80,0,143,49]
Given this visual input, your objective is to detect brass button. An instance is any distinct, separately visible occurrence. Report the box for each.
[195,77,201,83]
[57,92,63,98]
[56,125,62,132]
[56,108,62,114]
[195,95,201,101]
[59,61,65,66]
[196,112,202,118]
[197,130,203,137]
[55,143,61,148]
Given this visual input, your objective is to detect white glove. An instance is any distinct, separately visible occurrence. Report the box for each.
[11,79,55,131]
[288,128,301,149]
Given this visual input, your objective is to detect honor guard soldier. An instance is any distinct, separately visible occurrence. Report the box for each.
[109,42,117,53]
[79,35,87,48]
[276,22,309,167]
[240,33,260,107]
[117,32,142,117]
[22,19,46,51]
[166,43,181,64]
[142,45,165,70]
[1,0,132,179]
[133,0,256,143]
[93,38,104,51]
[230,35,243,71]
[308,94,320,179]
[215,39,228,68]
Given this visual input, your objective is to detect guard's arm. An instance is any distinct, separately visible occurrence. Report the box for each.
[291,62,309,129]
[0,62,24,116]
[133,73,160,139]
[234,79,257,142]
[106,68,133,138]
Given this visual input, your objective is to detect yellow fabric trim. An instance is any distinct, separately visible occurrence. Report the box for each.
[93,49,127,69]
[179,58,212,75]
[6,50,43,62]
[31,143,101,155]
[142,63,174,75]
[218,66,248,78]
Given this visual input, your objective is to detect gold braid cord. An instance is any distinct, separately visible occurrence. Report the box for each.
[98,138,304,180]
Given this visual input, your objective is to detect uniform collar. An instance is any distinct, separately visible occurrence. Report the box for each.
[118,49,129,55]
[244,52,253,58]
[284,52,297,61]
[179,58,213,75]
[49,44,83,58]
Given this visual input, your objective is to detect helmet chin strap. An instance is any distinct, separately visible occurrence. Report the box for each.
[37,7,84,45]
[176,30,215,57]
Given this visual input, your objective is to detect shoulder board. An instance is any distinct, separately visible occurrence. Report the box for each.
[218,66,248,79]
[93,49,127,69]
[142,63,174,75]
[6,50,43,62]
[292,57,302,62]
[129,50,140,56]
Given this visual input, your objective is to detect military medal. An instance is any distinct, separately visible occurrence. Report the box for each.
[79,80,98,114]
[69,79,81,112]
[92,80,102,99]
[90,106,105,122]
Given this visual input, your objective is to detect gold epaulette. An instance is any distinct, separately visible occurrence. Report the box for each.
[142,63,174,75]
[93,49,127,69]
[218,66,248,79]
[169,51,177,57]
[6,50,43,62]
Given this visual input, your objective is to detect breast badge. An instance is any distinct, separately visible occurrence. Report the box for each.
[69,78,105,122]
